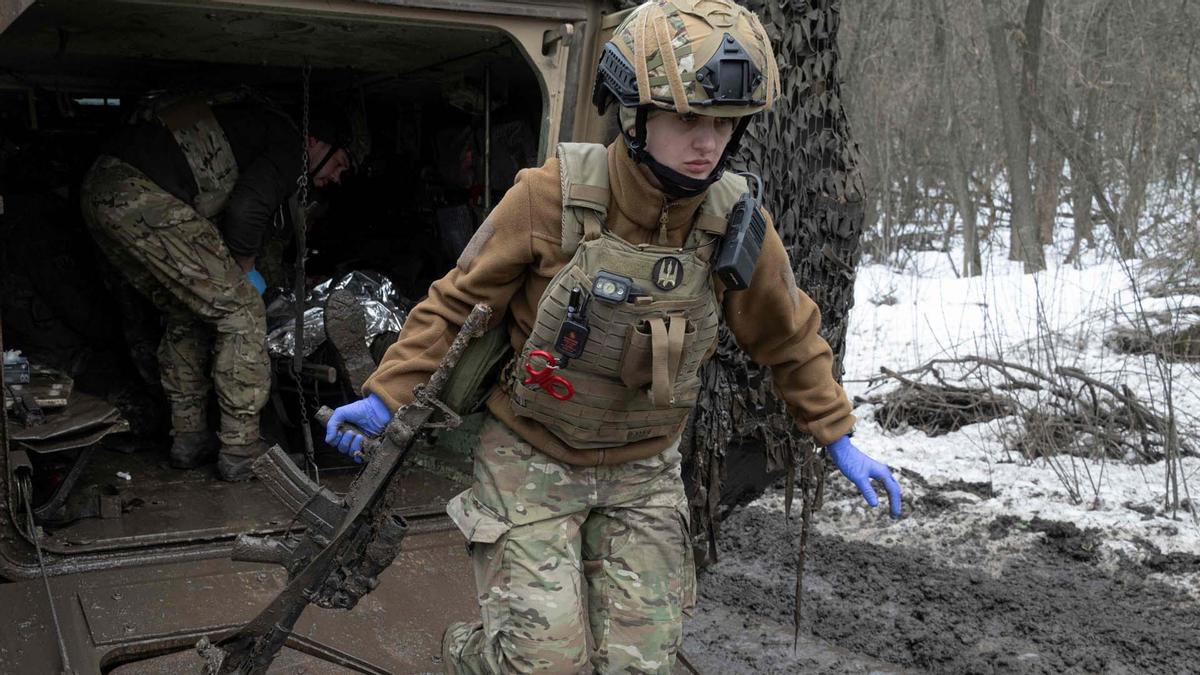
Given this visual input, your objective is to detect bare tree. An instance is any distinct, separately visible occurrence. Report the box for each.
[929,0,983,275]
[1062,3,1106,265]
[839,0,1197,271]
[981,0,1045,272]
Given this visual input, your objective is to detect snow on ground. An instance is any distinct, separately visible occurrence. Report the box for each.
[762,228,1200,588]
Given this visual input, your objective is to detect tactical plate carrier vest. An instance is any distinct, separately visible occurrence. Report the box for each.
[507,143,748,449]
[150,96,240,219]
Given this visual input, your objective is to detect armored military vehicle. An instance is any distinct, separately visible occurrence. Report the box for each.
[0,1,654,671]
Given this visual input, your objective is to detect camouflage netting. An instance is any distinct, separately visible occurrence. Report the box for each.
[732,0,864,631]
[689,0,863,557]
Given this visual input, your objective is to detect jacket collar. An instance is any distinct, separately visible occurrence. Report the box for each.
[606,141,707,243]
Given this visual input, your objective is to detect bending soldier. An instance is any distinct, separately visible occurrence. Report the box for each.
[82,93,364,481]
[328,1,901,672]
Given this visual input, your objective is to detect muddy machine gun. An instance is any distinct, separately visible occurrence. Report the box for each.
[197,304,493,674]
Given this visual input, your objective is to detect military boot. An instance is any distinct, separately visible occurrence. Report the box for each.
[217,439,270,482]
[324,289,375,393]
[169,430,219,469]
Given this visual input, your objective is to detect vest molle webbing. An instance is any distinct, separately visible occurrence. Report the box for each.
[508,142,747,449]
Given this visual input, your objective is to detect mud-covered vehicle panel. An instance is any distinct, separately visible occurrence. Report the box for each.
[0,0,627,670]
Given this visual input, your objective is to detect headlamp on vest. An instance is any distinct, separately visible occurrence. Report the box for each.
[592,270,635,304]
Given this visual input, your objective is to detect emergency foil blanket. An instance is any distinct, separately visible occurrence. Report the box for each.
[266,271,409,358]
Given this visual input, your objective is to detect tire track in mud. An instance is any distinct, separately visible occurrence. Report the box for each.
[685,502,1200,674]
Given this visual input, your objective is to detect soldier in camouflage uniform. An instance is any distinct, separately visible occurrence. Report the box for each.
[327,1,901,671]
[82,95,363,481]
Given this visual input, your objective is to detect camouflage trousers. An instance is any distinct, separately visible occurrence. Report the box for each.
[80,156,268,446]
[444,415,695,674]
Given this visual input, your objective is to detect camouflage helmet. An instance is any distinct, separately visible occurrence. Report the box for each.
[309,102,371,171]
[593,0,780,119]
[342,103,371,170]
[593,0,779,196]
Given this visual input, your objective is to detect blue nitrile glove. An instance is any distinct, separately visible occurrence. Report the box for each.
[324,393,391,462]
[245,267,267,295]
[826,434,902,518]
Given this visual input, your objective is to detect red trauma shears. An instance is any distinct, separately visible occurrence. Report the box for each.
[522,350,574,401]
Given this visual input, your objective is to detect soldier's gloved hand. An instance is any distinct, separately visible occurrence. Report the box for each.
[245,267,267,295]
[325,393,391,462]
[826,434,902,518]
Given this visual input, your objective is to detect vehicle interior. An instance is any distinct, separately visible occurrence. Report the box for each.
[0,1,644,669]
[1,0,555,576]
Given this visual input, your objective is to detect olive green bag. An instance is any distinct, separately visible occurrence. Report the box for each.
[439,322,512,415]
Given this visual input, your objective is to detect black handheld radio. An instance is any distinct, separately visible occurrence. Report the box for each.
[714,173,767,291]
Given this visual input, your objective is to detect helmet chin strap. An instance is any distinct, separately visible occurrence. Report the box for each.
[622,107,752,199]
[307,142,343,182]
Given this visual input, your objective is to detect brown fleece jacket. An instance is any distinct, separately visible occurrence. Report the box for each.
[364,141,855,465]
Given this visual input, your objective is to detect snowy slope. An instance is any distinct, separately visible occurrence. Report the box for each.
[772,232,1198,584]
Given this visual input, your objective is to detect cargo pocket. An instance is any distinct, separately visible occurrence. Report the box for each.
[446,489,513,546]
[619,321,654,389]
[142,198,200,230]
[447,490,518,642]
[619,314,695,399]
[675,504,697,614]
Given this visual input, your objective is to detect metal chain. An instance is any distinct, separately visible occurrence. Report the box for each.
[292,63,319,482]
[297,64,311,211]
[17,474,73,674]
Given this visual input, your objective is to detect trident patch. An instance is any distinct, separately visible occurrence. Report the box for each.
[652,256,684,291]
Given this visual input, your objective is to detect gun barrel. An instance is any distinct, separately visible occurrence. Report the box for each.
[361,513,408,578]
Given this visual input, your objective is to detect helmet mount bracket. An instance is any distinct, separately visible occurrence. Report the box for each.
[695,33,763,105]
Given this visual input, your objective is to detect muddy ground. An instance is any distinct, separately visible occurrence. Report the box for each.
[682,470,1200,674]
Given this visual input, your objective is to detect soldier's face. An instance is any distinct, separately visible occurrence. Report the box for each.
[644,111,735,179]
[306,138,351,188]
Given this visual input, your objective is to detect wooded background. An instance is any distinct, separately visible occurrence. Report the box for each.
[840,0,1200,275]
[617,0,1200,562]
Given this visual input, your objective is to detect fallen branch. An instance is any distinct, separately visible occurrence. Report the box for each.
[860,366,1015,436]
[865,356,1193,464]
